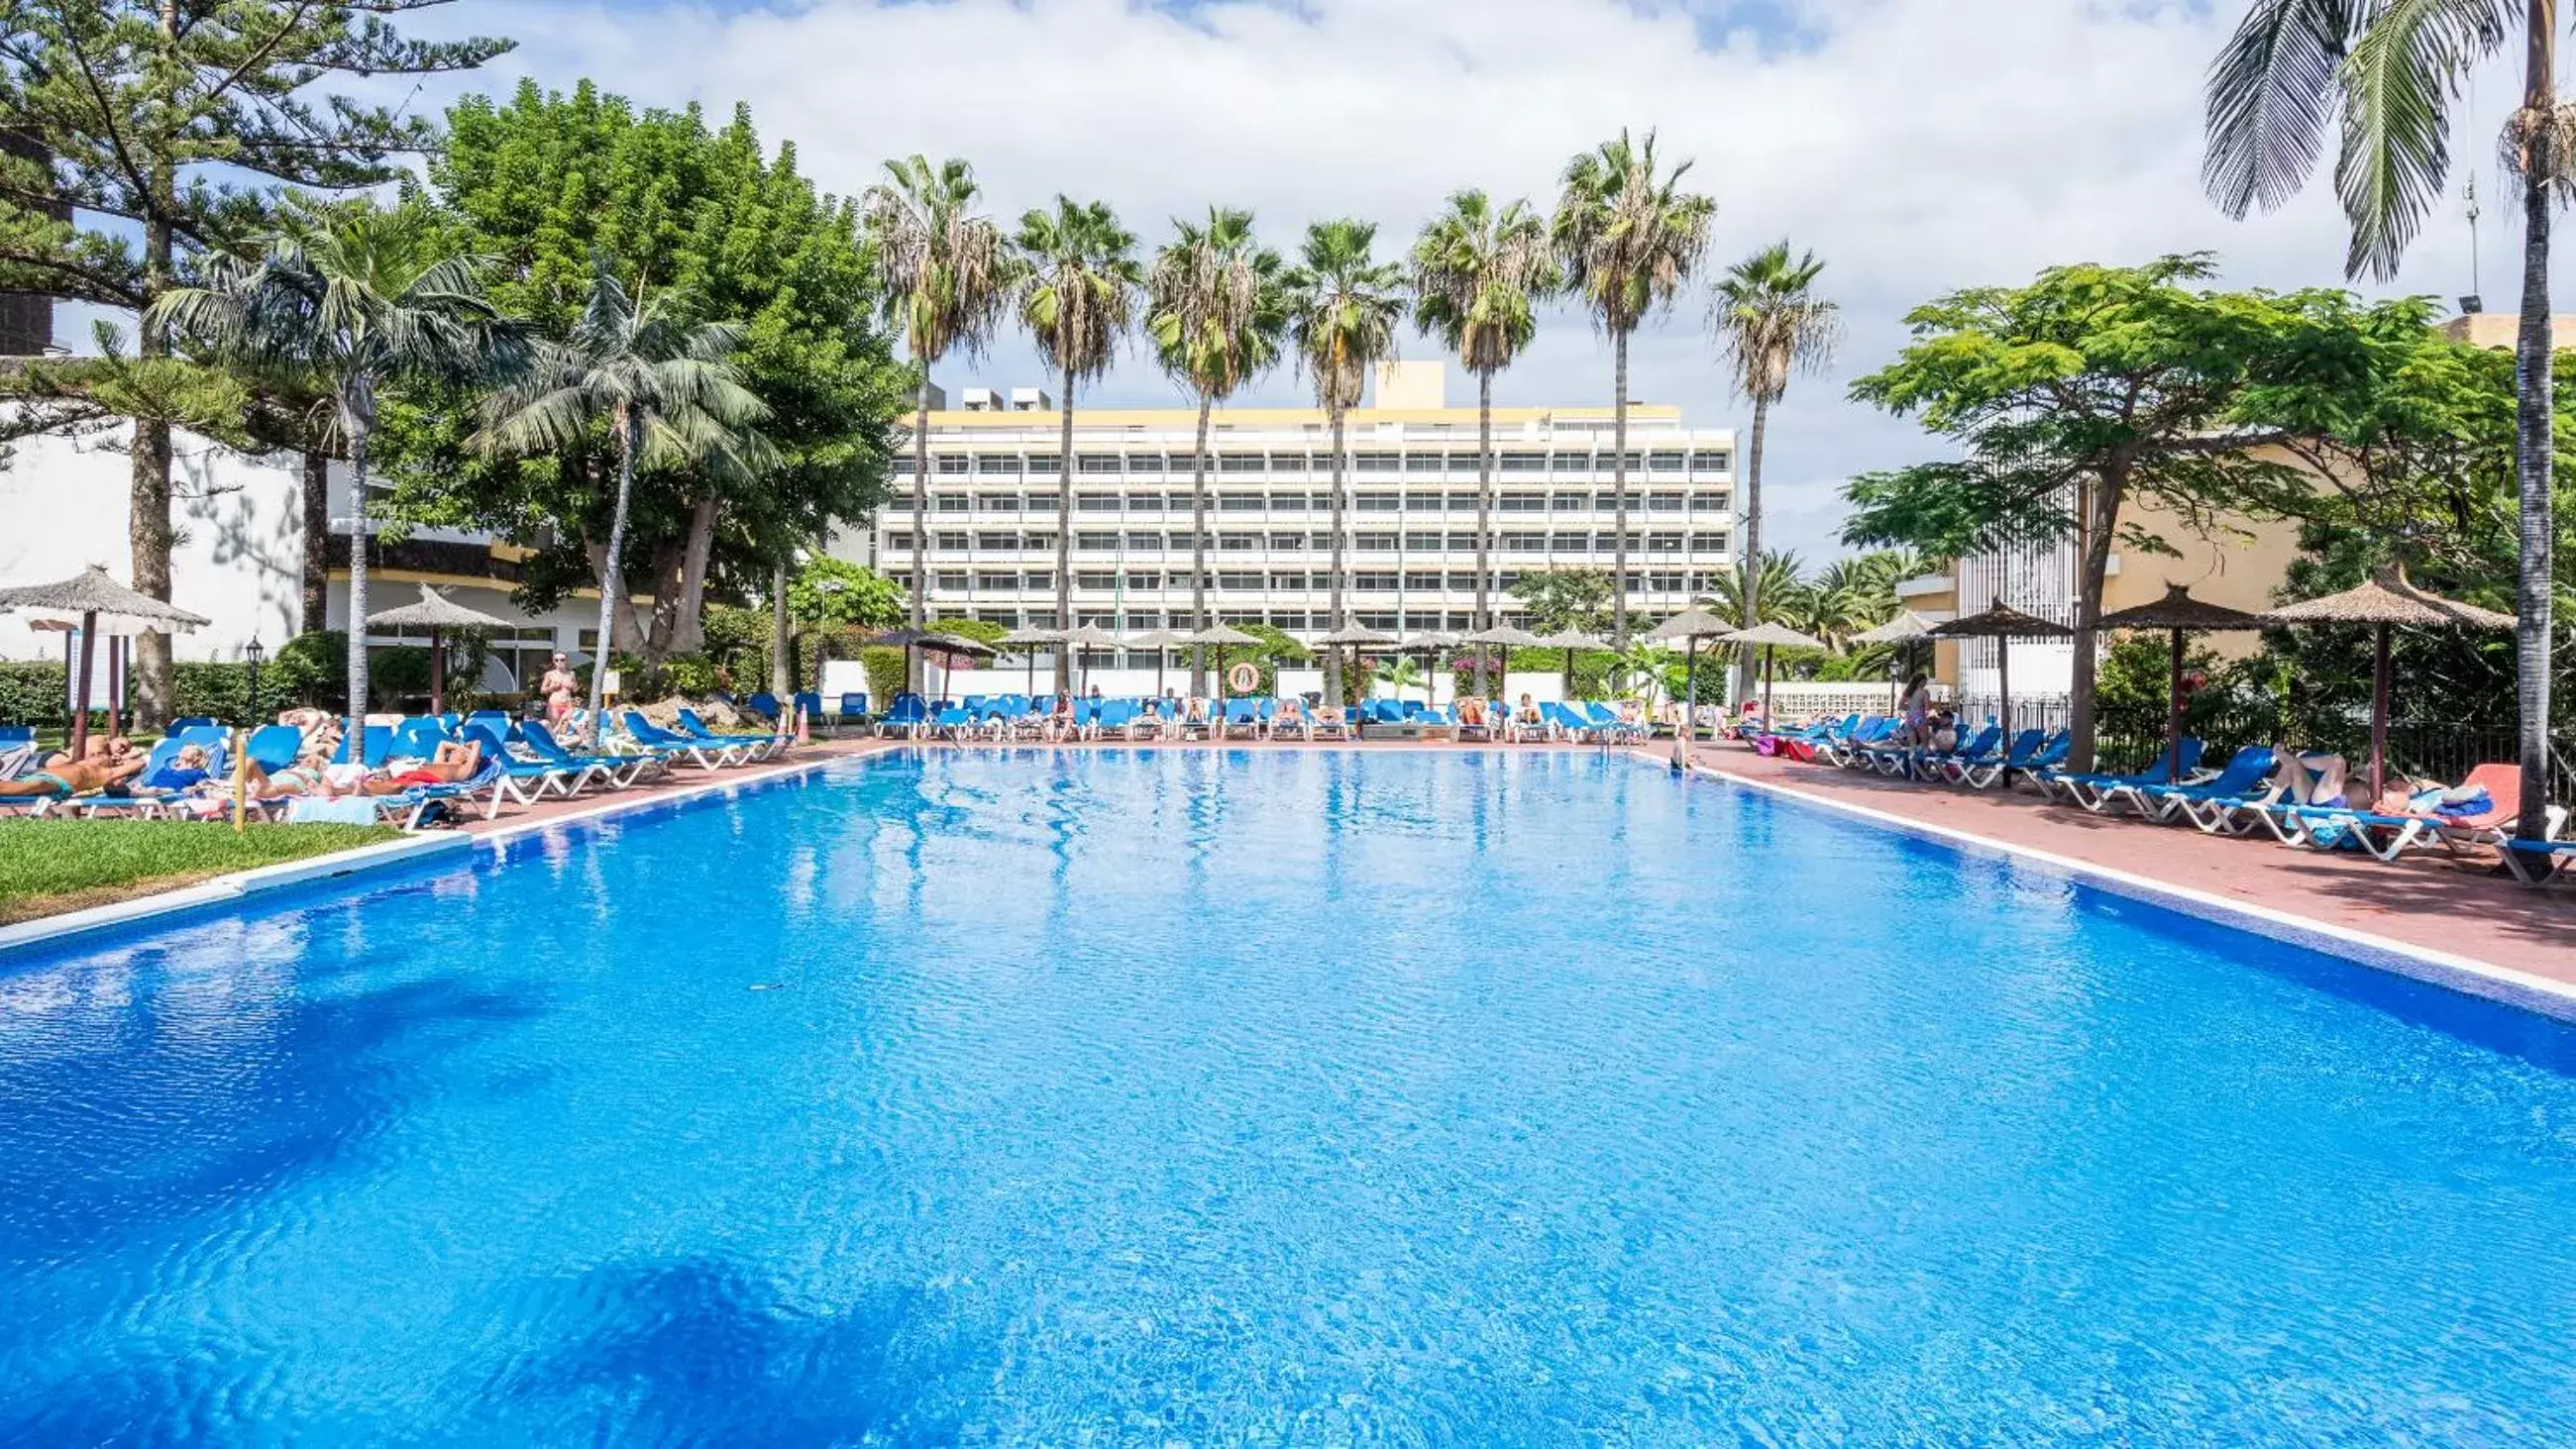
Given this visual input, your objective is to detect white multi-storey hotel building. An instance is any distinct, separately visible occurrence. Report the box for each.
[841,362,1738,663]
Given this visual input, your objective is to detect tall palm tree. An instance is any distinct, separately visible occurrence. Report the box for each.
[478,254,773,744]
[1016,196,1142,692]
[2204,0,2560,842]
[863,155,1015,680]
[1146,207,1287,693]
[1412,190,1560,697]
[153,196,522,745]
[1284,218,1407,708]
[1553,129,1716,651]
[1709,242,1839,703]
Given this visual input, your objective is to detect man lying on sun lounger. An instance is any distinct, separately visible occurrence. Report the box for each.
[330,739,483,796]
[1,745,149,798]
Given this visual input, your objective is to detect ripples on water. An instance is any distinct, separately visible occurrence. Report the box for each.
[4,749,2576,1444]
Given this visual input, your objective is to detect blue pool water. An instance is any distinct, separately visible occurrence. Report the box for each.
[5,750,2576,1444]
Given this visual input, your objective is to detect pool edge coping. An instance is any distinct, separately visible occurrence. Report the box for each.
[1681,753,2576,1023]
[0,748,866,959]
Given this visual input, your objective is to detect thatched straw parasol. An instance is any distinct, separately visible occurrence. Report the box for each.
[870,626,996,702]
[1718,620,1827,733]
[1645,609,1733,762]
[1401,632,1458,704]
[1850,610,1941,644]
[366,584,512,715]
[997,625,1060,694]
[2263,565,2514,803]
[1055,623,1124,696]
[1188,622,1263,706]
[2095,583,2266,781]
[1928,602,2073,739]
[1123,628,1193,698]
[0,565,212,757]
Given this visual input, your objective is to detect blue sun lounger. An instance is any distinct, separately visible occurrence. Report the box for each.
[2041,739,2204,810]
[622,711,747,769]
[2103,745,2277,824]
[676,707,782,762]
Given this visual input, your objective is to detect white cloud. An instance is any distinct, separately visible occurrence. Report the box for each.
[421,0,2546,560]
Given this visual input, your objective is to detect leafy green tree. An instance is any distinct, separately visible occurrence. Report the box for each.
[864,154,1016,657]
[478,255,773,741]
[154,197,524,743]
[1147,207,1287,692]
[0,0,507,725]
[1841,255,2355,772]
[1016,197,1141,692]
[1709,242,1839,699]
[788,557,907,629]
[397,84,905,665]
[1552,129,1715,649]
[2203,1,2561,837]
[1507,567,1615,635]
[1412,190,1560,694]
[1283,219,1406,707]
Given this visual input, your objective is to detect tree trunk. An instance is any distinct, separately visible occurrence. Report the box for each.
[2514,0,2559,842]
[1735,391,1771,703]
[771,558,793,701]
[296,449,331,636]
[1190,394,1213,695]
[660,492,718,660]
[910,372,931,693]
[1611,329,1631,651]
[1325,403,1348,708]
[344,420,373,745]
[641,534,689,666]
[130,211,177,730]
[2066,471,2121,775]
[1055,360,1076,695]
[585,410,641,746]
[1473,367,1494,698]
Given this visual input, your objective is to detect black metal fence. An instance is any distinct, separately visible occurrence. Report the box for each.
[1953,692,2573,805]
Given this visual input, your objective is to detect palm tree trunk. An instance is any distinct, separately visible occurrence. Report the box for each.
[771,558,793,701]
[910,370,932,694]
[1735,391,1770,703]
[586,410,641,747]
[1473,367,1494,698]
[1611,329,1631,651]
[2514,0,2560,842]
[1326,403,1349,708]
[1055,360,1076,696]
[344,419,372,746]
[300,449,331,635]
[1190,394,1213,695]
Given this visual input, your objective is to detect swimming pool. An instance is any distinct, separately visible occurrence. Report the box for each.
[5,749,2575,1443]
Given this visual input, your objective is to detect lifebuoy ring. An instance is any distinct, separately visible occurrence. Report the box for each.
[1225,662,1260,693]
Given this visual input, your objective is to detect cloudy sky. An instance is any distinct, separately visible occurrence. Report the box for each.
[395,0,2542,558]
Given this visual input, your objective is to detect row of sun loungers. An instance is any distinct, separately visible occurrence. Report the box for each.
[867,692,1654,746]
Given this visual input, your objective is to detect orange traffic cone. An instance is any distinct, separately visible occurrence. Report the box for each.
[795,701,809,747]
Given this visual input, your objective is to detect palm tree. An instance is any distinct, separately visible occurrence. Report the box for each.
[863,155,1015,678]
[2203,1,2559,842]
[1412,190,1561,698]
[1553,129,1716,651]
[1146,207,1287,693]
[478,254,773,744]
[1709,242,1839,703]
[1283,219,1408,708]
[1016,196,1142,692]
[153,196,522,744]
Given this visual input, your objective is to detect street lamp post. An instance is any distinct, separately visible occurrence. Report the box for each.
[245,637,267,724]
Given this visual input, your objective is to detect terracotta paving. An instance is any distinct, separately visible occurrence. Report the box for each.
[1683,742,2576,982]
[457,727,2574,993]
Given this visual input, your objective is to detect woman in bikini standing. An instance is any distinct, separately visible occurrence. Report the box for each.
[538,652,579,729]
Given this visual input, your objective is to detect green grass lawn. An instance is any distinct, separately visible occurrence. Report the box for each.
[0,819,402,924]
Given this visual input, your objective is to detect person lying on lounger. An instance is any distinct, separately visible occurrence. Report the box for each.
[2,746,148,797]
[40,734,133,770]
[2262,747,2348,807]
[334,739,483,796]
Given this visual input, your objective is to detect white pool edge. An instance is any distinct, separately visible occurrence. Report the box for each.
[1687,756,2576,1023]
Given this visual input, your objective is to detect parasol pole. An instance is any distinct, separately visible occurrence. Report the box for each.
[1997,634,2012,742]
[1761,643,1776,729]
[231,727,250,835]
[430,625,447,716]
[1675,634,1698,769]
[2166,624,2184,783]
[70,609,96,760]
[2370,620,2391,805]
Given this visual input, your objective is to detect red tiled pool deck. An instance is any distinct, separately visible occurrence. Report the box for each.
[459,729,2575,1009]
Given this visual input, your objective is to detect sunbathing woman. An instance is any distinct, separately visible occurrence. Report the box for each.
[339,739,483,796]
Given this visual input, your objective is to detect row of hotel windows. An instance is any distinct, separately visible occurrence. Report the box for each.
[920,569,1727,594]
[896,450,1731,476]
[930,601,1683,635]
[890,531,1730,555]
[898,491,1731,515]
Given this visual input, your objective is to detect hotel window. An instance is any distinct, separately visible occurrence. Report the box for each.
[1076,571,1120,589]
[1268,533,1305,550]
[1267,492,1309,511]
[979,609,1019,627]
[1127,573,1162,591]
[1402,492,1442,512]
[1498,452,1546,472]
[1353,571,1398,592]
[1404,570,1444,590]
[1127,531,1165,551]
[1077,532,1121,553]
[975,454,1022,474]
[1357,611,1399,630]
[1552,532,1588,553]
[1219,571,1264,591]
[934,571,969,590]
[976,531,1019,550]
[1502,533,1546,553]
[1026,454,1060,474]
[1127,493,1166,512]
[1269,610,1309,630]
[1127,609,1163,628]
[977,570,1020,590]
[1218,532,1261,553]
[1446,571,1479,590]
[1499,493,1546,513]
[1309,532,1335,551]
[1220,610,1265,626]
[1130,454,1168,473]
[1023,609,1057,628]
[1219,493,1266,512]
[1444,452,1480,470]
[1166,454,1202,473]
[1269,570,1308,589]
[1445,492,1477,511]
[1551,493,1585,512]
[1219,453,1266,473]
[889,454,916,475]
[1076,454,1124,474]
[1689,450,1732,471]
[1268,453,1307,471]
[1646,533,1685,554]
[1446,532,1475,551]
[934,454,969,474]
[1024,570,1056,591]
[1076,493,1122,513]
[1648,451,1687,472]
[1649,571,1688,592]
[1647,493,1685,513]
[1697,531,1730,553]
[1355,492,1400,512]
[978,494,1020,512]
[933,493,971,513]
[1404,455,1443,473]
[1611,451,1644,468]
[1024,533,1056,554]
[1691,493,1731,514]
[885,531,915,552]
[1353,452,1399,472]
[935,531,970,551]
[1355,532,1398,552]
[1403,532,1444,552]
[1025,493,1059,514]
